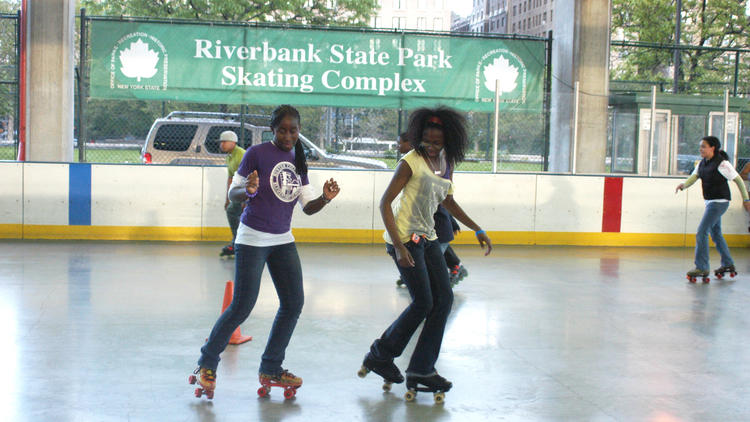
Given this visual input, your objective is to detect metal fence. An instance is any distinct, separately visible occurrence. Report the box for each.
[0,13,19,161]
[11,15,750,175]
[74,14,552,172]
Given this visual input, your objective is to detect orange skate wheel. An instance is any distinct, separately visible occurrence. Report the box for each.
[283,388,296,399]
[206,390,214,400]
[257,386,269,397]
[194,388,202,397]
[404,390,416,402]
[188,375,197,384]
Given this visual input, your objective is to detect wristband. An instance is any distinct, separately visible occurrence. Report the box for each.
[246,189,258,199]
[321,195,331,204]
[475,229,486,237]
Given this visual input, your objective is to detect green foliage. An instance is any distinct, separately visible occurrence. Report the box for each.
[611,0,750,93]
[80,0,379,26]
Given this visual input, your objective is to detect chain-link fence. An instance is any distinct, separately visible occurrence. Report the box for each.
[0,13,18,161]
[73,15,551,172]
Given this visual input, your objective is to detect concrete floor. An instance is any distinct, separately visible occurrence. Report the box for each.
[2,240,749,422]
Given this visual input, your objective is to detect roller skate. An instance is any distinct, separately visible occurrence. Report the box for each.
[449,264,468,287]
[357,353,404,392]
[219,244,235,259]
[404,372,452,404]
[188,367,216,399]
[396,277,405,288]
[686,268,710,284]
[713,265,737,280]
[257,369,302,399]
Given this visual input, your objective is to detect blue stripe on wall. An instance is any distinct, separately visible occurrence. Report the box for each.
[69,164,92,226]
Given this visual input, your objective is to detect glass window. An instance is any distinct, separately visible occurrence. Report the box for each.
[152,124,197,151]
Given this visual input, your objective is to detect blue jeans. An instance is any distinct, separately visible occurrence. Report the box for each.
[694,201,733,271]
[370,239,453,375]
[199,242,304,375]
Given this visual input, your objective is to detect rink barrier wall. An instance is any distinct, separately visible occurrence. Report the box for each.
[1,162,749,247]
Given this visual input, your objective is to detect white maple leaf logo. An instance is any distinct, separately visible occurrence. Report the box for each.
[483,55,518,94]
[119,38,159,82]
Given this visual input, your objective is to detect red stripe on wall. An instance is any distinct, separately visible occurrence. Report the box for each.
[602,177,624,233]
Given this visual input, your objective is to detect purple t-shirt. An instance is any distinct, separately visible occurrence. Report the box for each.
[237,142,310,234]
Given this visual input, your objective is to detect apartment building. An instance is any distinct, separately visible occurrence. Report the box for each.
[508,0,554,37]
[370,0,453,31]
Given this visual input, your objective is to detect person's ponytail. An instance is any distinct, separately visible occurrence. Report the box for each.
[294,140,308,176]
[719,150,730,161]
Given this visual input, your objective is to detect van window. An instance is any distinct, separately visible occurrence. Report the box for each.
[205,126,253,153]
[153,124,198,151]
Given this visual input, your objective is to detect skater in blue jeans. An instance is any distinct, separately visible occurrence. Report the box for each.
[358,107,492,402]
[191,105,340,399]
[676,136,750,282]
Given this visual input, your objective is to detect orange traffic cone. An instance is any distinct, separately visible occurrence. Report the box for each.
[222,280,253,345]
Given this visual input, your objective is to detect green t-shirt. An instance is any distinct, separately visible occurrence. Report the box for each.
[226,146,245,177]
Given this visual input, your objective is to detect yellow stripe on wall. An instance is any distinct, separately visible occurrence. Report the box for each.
[7,225,750,247]
[0,224,23,239]
[23,225,203,241]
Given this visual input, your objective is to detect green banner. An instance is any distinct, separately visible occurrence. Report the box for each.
[90,20,546,112]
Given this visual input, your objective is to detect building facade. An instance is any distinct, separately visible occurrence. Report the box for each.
[508,0,554,37]
[370,0,452,31]
[454,0,554,37]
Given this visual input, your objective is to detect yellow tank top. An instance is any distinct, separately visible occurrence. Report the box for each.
[384,150,454,244]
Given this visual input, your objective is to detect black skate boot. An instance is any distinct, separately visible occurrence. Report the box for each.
[714,265,737,280]
[357,353,404,392]
[405,372,452,403]
[220,244,235,259]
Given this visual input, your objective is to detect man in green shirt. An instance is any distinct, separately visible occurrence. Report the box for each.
[220,130,246,258]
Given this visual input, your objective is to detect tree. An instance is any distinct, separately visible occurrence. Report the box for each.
[80,0,379,27]
[610,0,750,94]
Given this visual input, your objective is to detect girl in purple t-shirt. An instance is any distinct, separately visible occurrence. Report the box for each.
[193,105,340,399]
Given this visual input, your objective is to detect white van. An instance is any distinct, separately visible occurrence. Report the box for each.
[141,111,387,169]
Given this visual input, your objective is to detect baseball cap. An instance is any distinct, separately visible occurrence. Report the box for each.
[219,130,238,143]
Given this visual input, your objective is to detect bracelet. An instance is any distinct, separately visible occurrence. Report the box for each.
[321,195,331,204]
[245,189,258,198]
[475,229,486,237]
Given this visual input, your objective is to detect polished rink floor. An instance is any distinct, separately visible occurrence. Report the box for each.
[2,240,749,422]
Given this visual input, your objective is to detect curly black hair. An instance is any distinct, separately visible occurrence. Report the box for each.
[405,106,468,168]
[270,104,307,176]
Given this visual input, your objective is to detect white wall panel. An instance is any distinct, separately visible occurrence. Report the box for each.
[202,166,230,228]
[621,177,688,233]
[535,175,604,232]
[24,163,68,225]
[0,163,23,224]
[292,169,376,230]
[371,171,397,232]
[452,173,536,231]
[90,165,203,227]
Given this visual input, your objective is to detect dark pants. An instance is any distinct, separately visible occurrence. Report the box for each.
[226,201,242,246]
[443,245,460,268]
[199,242,304,375]
[371,239,454,375]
